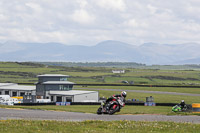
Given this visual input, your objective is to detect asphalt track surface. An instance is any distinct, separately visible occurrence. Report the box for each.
[74,88,200,97]
[0,108,200,123]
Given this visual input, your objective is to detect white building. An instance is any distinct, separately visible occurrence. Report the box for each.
[49,90,99,102]
[0,83,36,97]
[112,70,125,74]
[0,74,99,103]
[36,74,99,102]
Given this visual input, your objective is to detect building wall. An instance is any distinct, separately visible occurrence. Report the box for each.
[45,91,74,102]
[45,85,59,91]
[74,92,99,102]
[37,84,73,97]
[45,95,73,102]
[36,84,44,96]
[0,90,35,97]
[46,92,98,102]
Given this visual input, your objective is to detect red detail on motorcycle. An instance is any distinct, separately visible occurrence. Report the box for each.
[113,104,117,109]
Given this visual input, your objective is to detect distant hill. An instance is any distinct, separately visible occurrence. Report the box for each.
[0,40,200,65]
[39,62,145,68]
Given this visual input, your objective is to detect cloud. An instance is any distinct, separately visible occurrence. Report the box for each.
[25,2,43,13]
[95,0,126,11]
[70,9,95,24]
[0,0,200,45]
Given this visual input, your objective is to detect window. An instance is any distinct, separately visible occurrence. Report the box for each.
[20,92,25,96]
[60,78,67,81]
[51,96,54,101]
[5,91,9,95]
[26,95,31,99]
[63,85,68,90]
[12,92,17,96]
[59,85,72,91]
[56,96,62,102]
[0,91,1,95]
[66,97,72,102]
[59,85,64,90]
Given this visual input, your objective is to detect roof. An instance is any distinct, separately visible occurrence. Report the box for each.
[0,83,17,87]
[42,81,75,85]
[37,74,69,77]
[0,84,36,91]
[49,90,98,96]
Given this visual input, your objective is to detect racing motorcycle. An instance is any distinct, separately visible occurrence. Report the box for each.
[172,104,188,112]
[97,97,125,115]
[172,105,182,112]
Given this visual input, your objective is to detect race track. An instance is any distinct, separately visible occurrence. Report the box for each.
[74,88,200,96]
[0,108,199,123]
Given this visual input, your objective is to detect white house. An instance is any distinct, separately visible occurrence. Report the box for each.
[112,70,125,74]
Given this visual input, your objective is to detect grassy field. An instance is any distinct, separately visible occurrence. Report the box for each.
[1,62,200,86]
[0,120,200,133]
[74,89,200,104]
[76,85,200,94]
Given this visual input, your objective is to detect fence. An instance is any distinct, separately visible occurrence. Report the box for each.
[14,102,181,106]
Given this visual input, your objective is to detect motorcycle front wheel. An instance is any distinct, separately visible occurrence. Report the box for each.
[97,107,102,115]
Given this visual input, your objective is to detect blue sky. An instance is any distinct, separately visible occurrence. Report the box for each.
[0,0,200,46]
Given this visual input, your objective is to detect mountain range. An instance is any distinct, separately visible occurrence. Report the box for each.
[0,40,200,65]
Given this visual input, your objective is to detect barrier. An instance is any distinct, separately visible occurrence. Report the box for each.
[70,102,100,105]
[192,103,200,113]
[144,102,156,106]
[125,102,144,106]
[56,102,71,106]
[155,103,177,106]
[14,102,186,107]
[14,102,56,106]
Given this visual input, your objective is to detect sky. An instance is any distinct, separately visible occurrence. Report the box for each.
[0,0,200,46]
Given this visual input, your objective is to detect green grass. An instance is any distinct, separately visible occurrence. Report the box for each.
[1,62,200,85]
[77,85,200,94]
[80,89,200,104]
[0,120,200,133]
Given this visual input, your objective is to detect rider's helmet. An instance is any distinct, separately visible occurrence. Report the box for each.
[121,91,127,98]
[181,100,184,103]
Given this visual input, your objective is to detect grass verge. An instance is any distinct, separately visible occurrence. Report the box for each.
[0,120,200,133]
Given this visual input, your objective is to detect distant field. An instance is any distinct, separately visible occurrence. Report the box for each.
[77,86,200,94]
[94,90,200,104]
[0,61,200,103]
[0,62,200,86]
[1,120,200,133]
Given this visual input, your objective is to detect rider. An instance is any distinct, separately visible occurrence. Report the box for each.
[180,100,186,110]
[105,91,127,111]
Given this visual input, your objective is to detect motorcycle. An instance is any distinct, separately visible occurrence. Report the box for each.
[97,97,125,115]
[172,104,188,112]
[172,105,182,112]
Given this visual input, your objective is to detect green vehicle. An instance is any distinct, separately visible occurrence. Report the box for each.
[172,105,182,112]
